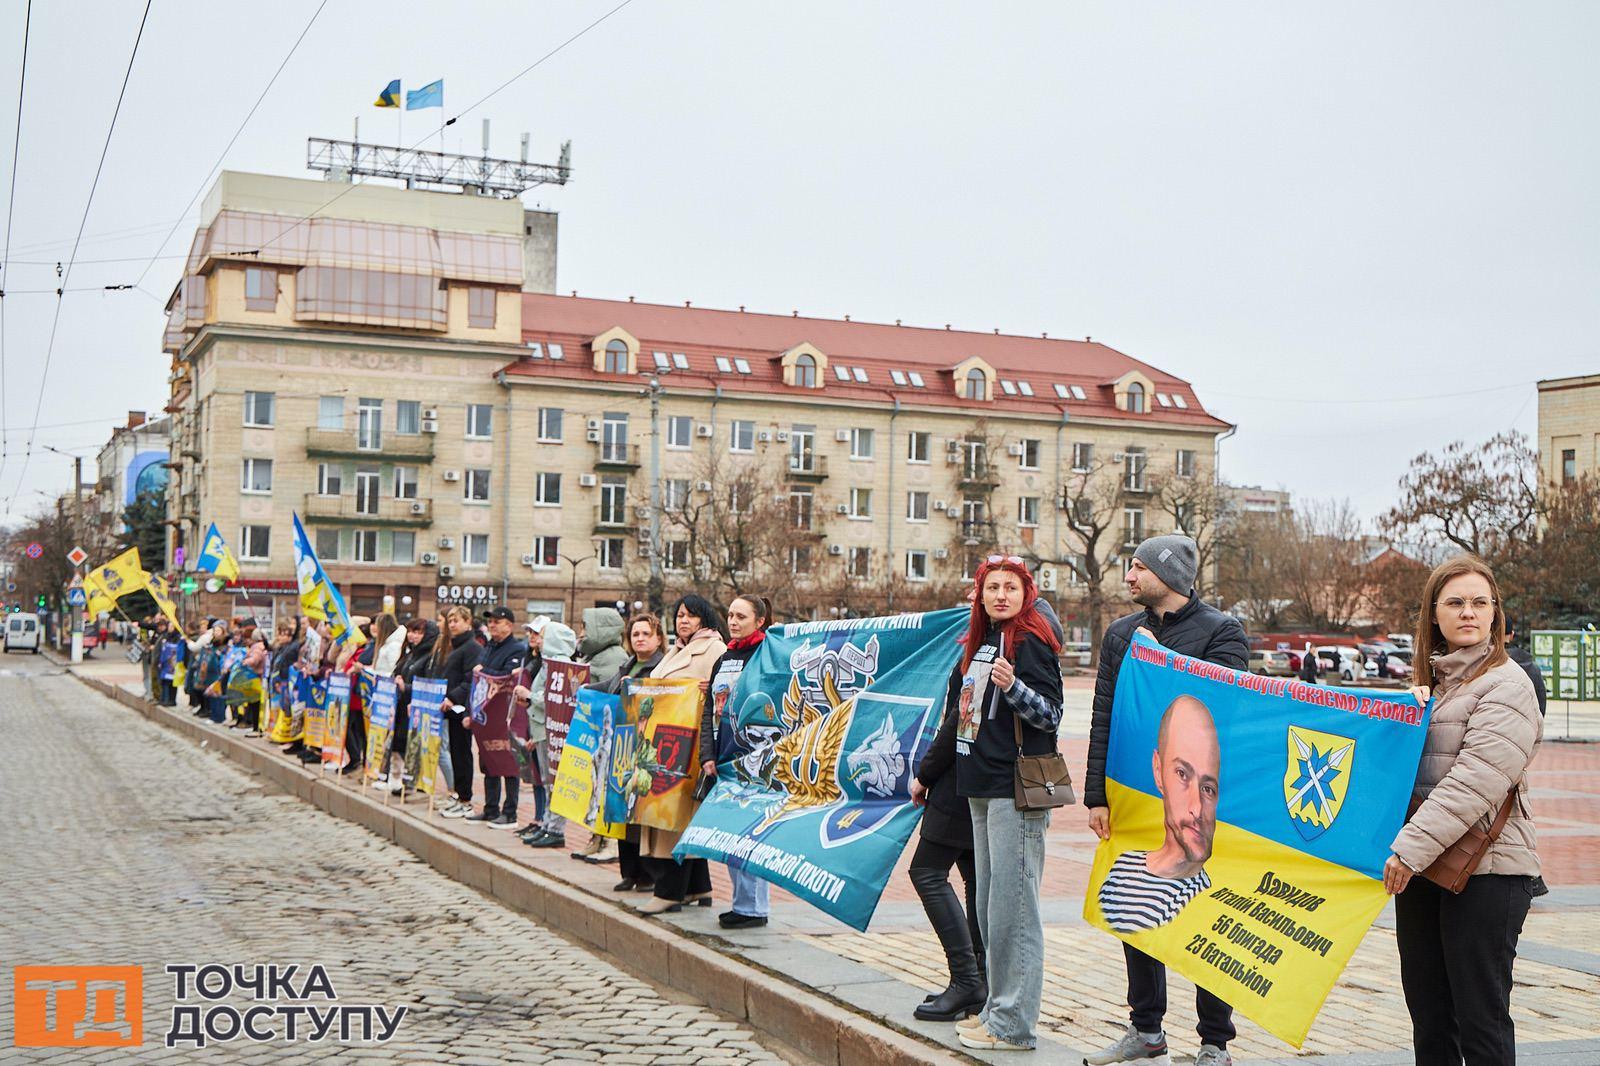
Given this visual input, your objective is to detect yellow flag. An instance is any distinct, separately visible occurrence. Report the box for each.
[89,548,146,601]
[84,572,115,618]
[145,572,182,629]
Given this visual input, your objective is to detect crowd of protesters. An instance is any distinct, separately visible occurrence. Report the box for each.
[128,532,1544,1063]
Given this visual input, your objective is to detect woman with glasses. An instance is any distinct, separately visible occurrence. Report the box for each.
[915,554,1063,1051]
[1385,555,1542,1066]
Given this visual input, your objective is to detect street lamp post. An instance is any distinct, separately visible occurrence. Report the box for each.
[561,552,596,626]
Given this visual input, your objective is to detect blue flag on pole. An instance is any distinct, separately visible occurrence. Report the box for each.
[406,79,443,110]
[291,512,362,645]
[674,608,967,930]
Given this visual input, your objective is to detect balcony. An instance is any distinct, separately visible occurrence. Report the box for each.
[958,465,1001,490]
[961,520,996,545]
[305,427,435,462]
[593,504,637,536]
[787,454,829,482]
[594,443,641,470]
[302,493,434,527]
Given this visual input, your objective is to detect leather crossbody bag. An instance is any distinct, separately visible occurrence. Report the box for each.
[1407,790,1517,894]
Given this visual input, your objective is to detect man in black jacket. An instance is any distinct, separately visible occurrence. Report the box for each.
[1083,535,1249,1066]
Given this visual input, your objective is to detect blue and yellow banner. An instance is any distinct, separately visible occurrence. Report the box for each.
[374,79,401,108]
[1084,634,1428,1046]
[674,608,967,931]
[196,523,239,583]
[412,678,447,796]
[550,688,626,839]
[291,513,362,645]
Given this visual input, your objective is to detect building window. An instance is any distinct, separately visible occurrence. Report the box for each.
[315,528,339,560]
[850,427,875,460]
[548,343,564,361]
[1072,442,1093,472]
[463,533,490,566]
[317,395,342,430]
[663,540,690,572]
[1175,502,1195,534]
[1019,439,1040,470]
[601,413,629,462]
[1123,507,1146,549]
[468,287,496,328]
[395,400,421,435]
[599,479,627,525]
[834,365,851,383]
[849,487,872,518]
[353,530,379,563]
[1176,448,1196,479]
[1000,379,1017,396]
[790,488,814,531]
[465,404,492,439]
[388,465,415,500]
[243,391,275,428]
[538,407,563,442]
[789,545,813,575]
[716,356,732,373]
[317,463,342,496]
[1074,497,1094,524]
[530,535,559,569]
[652,351,670,371]
[906,550,929,581]
[356,397,383,450]
[1017,380,1034,397]
[598,537,624,571]
[240,525,271,561]
[535,472,561,506]
[907,431,930,464]
[848,546,871,579]
[789,426,816,473]
[793,354,817,388]
[1125,382,1146,413]
[907,491,929,522]
[391,531,415,564]
[909,372,925,388]
[962,439,988,480]
[962,498,987,541]
[730,419,754,453]
[604,338,630,374]
[464,468,491,503]
[729,480,751,514]
[1562,448,1576,482]
[1018,496,1040,528]
[664,478,690,511]
[667,415,692,449]
[965,369,986,401]
[241,458,273,494]
[1124,448,1147,492]
[244,267,277,312]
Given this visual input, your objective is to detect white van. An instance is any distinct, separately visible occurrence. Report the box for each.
[5,612,41,653]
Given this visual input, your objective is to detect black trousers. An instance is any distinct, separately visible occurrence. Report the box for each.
[446,712,474,803]
[909,836,983,960]
[645,856,711,902]
[482,776,518,819]
[619,835,649,884]
[390,699,410,758]
[1396,873,1533,1066]
[1126,943,1236,1047]
[345,697,366,766]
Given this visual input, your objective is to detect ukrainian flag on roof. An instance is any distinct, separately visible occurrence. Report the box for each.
[374,79,401,108]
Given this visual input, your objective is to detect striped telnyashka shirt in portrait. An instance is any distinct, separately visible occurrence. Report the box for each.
[1098,850,1211,932]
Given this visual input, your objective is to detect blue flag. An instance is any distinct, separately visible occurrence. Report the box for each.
[374,79,401,108]
[406,78,443,110]
[674,608,967,930]
[291,512,362,645]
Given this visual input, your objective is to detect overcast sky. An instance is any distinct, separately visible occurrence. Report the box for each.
[0,1,1593,524]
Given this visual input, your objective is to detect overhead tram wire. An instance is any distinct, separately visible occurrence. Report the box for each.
[0,0,33,502]
[5,0,152,514]
[129,0,329,292]
[244,0,637,262]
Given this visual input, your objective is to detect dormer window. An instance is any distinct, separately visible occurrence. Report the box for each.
[1125,381,1145,413]
[604,339,630,374]
[793,353,817,388]
[965,368,986,401]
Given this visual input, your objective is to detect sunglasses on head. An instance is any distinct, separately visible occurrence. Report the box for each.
[986,555,1025,566]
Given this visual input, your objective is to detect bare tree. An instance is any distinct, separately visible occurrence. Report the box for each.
[1382,431,1539,565]
[1148,470,1226,597]
[1213,510,1296,630]
[1055,454,1136,661]
[1279,499,1371,630]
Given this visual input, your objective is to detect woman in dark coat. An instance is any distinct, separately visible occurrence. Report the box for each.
[434,605,483,817]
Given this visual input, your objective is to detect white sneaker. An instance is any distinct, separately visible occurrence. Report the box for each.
[387,780,405,795]
[370,774,389,788]
[439,800,468,818]
[1084,1025,1170,1065]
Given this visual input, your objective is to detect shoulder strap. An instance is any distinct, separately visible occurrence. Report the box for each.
[1486,788,1518,842]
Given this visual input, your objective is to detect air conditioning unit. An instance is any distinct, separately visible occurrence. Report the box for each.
[946,507,961,518]
[442,469,460,482]
[578,474,597,488]
[1038,567,1058,592]
[520,554,536,566]
[419,408,437,420]
[934,548,949,559]
[419,551,439,565]
[637,542,653,558]
[772,493,787,504]
[946,439,962,453]
[634,505,653,519]
[408,501,427,514]
[934,499,948,511]
[586,429,601,442]
[836,504,850,514]
[827,544,844,556]
[1007,443,1024,457]
[695,480,712,492]
[438,565,455,577]
[696,423,713,438]
[1112,452,1128,461]
[586,418,600,431]
[946,453,962,464]
[420,419,438,434]
[758,431,773,443]
[835,429,851,443]
[775,431,790,442]
[437,536,454,549]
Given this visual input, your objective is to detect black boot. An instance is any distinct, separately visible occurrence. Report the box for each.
[909,866,987,1021]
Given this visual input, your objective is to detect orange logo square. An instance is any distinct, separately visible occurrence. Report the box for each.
[13,966,143,1047]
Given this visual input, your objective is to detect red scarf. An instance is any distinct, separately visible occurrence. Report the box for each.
[727,628,766,652]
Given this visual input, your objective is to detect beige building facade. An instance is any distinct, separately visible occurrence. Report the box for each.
[1537,374,1600,485]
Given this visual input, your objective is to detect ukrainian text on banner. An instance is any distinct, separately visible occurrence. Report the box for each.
[469,672,525,777]
[543,659,590,775]
[675,608,967,931]
[550,687,626,838]
[303,676,329,750]
[366,676,398,773]
[411,679,446,796]
[323,673,351,767]
[1083,633,1428,1047]
[620,677,702,832]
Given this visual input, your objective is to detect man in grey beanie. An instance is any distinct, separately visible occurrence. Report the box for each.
[1081,534,1249,1066]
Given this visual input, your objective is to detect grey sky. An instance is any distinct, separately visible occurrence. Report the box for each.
[0,1,1594,523]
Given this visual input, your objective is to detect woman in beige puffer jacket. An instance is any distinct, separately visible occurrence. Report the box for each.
[1385,555,1541,1066]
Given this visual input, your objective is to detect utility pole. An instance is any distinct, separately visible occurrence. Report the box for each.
[47,445,85,663]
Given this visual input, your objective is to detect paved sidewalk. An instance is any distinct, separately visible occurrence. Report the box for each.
[74,658,1600,1064]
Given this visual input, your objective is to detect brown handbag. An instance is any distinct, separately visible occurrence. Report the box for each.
[1407,791,1518,894]
[1013,713,1075,811]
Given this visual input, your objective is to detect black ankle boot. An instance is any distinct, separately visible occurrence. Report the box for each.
[909,865,988,1021]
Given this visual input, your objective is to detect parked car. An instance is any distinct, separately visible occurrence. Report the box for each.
[1062,641,1092,668]
[1315,646,1370,682]
[1250,649,1294,676]
[4,612,41,653]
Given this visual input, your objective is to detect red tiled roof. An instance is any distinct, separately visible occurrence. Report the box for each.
[510,293,1230,429]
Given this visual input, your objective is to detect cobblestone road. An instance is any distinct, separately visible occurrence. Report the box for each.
[0,660,794,1064]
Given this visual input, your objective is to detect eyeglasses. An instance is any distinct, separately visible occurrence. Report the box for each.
[986,555,1025,565]
[1436,597,1495,616]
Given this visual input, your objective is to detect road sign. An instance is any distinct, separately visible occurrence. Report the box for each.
[67,587,86,608]
[24,542,42,559]
[4,582,13,592]
[66,546,88,567]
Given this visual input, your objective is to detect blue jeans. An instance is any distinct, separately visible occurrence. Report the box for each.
[207,695,226,724]
[970,796,1048,1047]
[730,866,770,917]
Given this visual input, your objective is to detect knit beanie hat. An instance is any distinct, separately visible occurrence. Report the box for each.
[1133,535,1198,595]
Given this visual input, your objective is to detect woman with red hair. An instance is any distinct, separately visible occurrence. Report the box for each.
[915,555,1063,1051]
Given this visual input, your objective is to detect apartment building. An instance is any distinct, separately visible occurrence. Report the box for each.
[1538,374,1600,485]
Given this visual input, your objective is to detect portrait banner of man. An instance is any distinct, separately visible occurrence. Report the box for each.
[1083,633,1429,1048]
